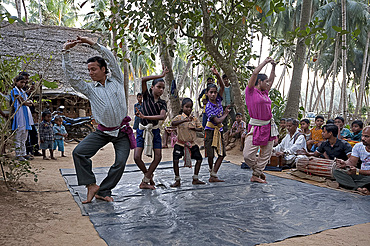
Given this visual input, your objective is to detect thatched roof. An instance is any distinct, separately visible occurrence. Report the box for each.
[0,22,106,88]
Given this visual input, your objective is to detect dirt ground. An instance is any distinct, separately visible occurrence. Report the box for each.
[0,139,369,246]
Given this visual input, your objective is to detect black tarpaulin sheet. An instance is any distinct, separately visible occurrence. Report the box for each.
[60,160,370,246]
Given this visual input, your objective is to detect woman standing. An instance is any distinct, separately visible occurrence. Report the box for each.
[243,57,278,183]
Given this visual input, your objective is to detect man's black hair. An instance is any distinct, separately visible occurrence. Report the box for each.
[335,116,345,123]
[236,113,242,117]
[222,74,227,79]
[87,56,109,74]
[18,71,29,77]
[42,110,51,118]
[254,74,268,86]
[137,93,142,97]
[280,118,287,122]
[206,83,217,93]
[323,124,338,137]
[352,120,364,129]
[315,115,325,121]
[206,77,214,83]
[14,75,25,83]
[326,119,335,124]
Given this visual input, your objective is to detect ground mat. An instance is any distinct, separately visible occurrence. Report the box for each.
[60,160,370,246]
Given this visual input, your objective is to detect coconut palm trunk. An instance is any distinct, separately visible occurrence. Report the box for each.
[328,36,340,119]
[340,0,348,118]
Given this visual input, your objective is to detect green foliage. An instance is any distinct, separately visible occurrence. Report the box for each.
[269,88,286,124]
[2,159,39,183]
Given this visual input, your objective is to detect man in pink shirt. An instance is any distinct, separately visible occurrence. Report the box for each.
[243,57,277,183]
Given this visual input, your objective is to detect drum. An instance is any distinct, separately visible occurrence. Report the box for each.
[296,157,336,178]
[269,155,286,167]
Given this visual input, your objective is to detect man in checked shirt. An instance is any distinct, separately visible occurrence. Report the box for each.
[62,36,134,203]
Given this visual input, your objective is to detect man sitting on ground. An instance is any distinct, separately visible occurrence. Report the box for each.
[273,118,307,166]
[334,126,370,195]
[298,124,352,161]
[224,113,246,149]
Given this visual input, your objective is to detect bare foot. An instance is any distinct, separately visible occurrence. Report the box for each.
[209,177,225,182]
[82,184,100,204]
[250,175,267,183]
[139,182,156,190]
[95,194,114,202]
[43,157,50,160]
[170,181,181,187]
[62,155,67,157]
[150,178,155,186]
[357,187,370,195]
[192,179,206,185]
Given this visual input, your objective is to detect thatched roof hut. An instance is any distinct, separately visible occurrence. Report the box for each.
[0,22,105,86]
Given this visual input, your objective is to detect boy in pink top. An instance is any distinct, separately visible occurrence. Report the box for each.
[243,57,277,183]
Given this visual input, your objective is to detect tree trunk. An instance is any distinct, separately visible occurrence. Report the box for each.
[177,58,192,93]
[283,0,312,118]
[341,0,348,118]
[122,40,130,106]
[159,39,181,119]
[304,65,310,111]
[355,30,370,116]
[200,0,245,118]
[21,0,27,22]
[328,37,339,119]
[15,0,22,19]
[311,61,334,111]
[308,66,318,111]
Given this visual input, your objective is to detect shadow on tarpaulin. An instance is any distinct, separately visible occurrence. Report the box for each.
[60,160,370,246]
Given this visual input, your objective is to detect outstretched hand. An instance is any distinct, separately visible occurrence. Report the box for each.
[223,105,231,115]
[161,67,169,77]
[136,107,145,119]
[264,57,274,64]
[76,36,95,45]
[211,66,219,75]
[63,39,80,50]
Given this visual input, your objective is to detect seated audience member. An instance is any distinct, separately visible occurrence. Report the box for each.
[307,115,324,151]
[298,124,352,161]
[334,126,370,195]
[278,118,287,144]
[334,116,351,139]
[326,119,334,124]
[349,120,363,142]
[300,119,311,141]
[273,118,307,166]
[224,113,246,148]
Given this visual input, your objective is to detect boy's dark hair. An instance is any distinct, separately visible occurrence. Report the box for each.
[87,56,109,74]
[236,113,242,117]
[315,115,324,121]
[206,77,214,83]
[326,119,335,124]
[300,119,310,125]
[206,83,217,93]
[18,71,29,77]
[335,116,345,123]
[222,74,227,79]
[137,93,142,97]
[152,78,164,86]
[352,120,364,129]
[254,74,268,86]
[42,110,51,118]
[54,115,62,122]
[280,118,286,122]
[323,124,338,137]
[179,98,193,114]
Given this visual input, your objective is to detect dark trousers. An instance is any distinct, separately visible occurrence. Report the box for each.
[26,125,40,155]
[333,169,370,190]
[72,130,130,197]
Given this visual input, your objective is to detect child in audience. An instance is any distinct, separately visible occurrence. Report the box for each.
[307,115,324,151]
[349,120,363,141]
[53,116,68,157]
[278,118,287,144]
[133,93,142,131]
[224,113,246,147]
[334,116,351,139]
[300,118,311,141]
[170,98,205,187]
[39,111,56,160]
[134,68,168,189]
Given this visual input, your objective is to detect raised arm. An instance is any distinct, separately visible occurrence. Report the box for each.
[141,67,169,93]
[62,40,91,96]
[267,61,276,91]
[211,66,225,97]
[248,57,274,89]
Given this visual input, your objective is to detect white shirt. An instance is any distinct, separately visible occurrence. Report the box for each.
[274,129,307,159]
[62,43,127,137]
[352,142,370,170]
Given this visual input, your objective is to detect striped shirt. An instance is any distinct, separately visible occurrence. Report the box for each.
[231,120,246,132]
[141,88,167,126]
[62,43,127,137]
[205,94,224,131]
